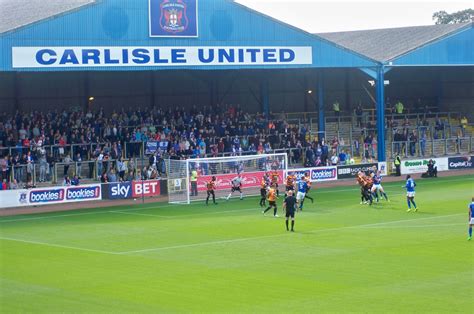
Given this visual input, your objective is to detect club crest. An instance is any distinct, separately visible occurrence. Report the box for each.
[19,192,28,204]
[160,0,189,33]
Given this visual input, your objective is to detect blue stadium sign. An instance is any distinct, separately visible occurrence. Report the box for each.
[12,46,313,68]
[149,0,198,38]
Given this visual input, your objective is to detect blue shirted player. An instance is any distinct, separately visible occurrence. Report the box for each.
[296,178,308,211]
[468,198,473,241]
[371,171,389,202]
[404,175,418,212]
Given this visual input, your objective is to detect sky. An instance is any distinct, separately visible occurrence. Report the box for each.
[235,0,473,33]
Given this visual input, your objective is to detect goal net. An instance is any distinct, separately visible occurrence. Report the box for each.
[166,153,288,204]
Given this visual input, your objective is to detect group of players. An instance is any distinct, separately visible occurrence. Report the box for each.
[260,171,314,232]
[204,171,314,232]
[204,168,473,239]
[356,166,390,206]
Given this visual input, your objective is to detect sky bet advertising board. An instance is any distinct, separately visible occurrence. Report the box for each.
[102,182,133,200]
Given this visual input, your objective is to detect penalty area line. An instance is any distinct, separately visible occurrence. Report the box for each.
[118,213,465,255]
[0,236,120,255]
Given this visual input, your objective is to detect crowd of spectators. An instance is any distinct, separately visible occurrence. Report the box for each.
[0,105,329,186]
[0,102,468,188]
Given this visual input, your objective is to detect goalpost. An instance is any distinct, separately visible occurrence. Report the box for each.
[166,153,288,204]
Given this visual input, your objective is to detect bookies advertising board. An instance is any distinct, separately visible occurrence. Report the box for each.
[287,167,338,182]
[1,184,102,208]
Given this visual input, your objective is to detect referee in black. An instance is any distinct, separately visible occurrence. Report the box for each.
[284,190,297,232]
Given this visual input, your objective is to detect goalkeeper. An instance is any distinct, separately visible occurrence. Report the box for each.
[226,174,244,201]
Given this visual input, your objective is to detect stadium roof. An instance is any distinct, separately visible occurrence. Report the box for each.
[316,23,473,62]
[0,0,96,34]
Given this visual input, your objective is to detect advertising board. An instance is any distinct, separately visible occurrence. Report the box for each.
[0,184,102,209]
[447,156,474,170]
[401,158,449,175]
[337,163,378,179]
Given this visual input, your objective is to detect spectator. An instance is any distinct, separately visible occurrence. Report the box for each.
[321,140,329,166]
[355,103,363,127]
[409,130,418,156]
[71,175,80,186]
[46,153,54,181]
[330,154,339,166]
[63,154,72,176]
[420,132,426,157]
[435,118,445,139]
[100,171,108,183]
[108,169,118,183]
[394,100,404,115]
[74,153,82,179]
[127,158,136,181]
[460,115,468,137]
[354,138,360,157]
[38,149,47,182]
[26,151,33,184]
[9,179,19,190]
[117,157,127,181]
[0,155,7,182]
[97,150,104,179]
[12,154,21,183]
[333,101,341,117]
[338,150,347,165]
[63,175,71,186]
[1,179,6,190]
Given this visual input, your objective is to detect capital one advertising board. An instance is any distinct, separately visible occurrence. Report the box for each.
[448,156,474,169]
[196,171,284,192]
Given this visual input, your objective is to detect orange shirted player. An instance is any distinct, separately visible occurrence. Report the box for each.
[260,176,268,207]
[271,171,280,196]
[356,172,373,205]
[285,174,296,193]
[206,176,217,205]
[357,172,366,187]
[263,184,278,217]
[364,176,373,189]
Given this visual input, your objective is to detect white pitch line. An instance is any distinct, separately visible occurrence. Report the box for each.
[118,213,465,255]
[0,213,465,256]
[110,207,260,219]
[108,211,171,218]
[0,203,178,223]
[0,236,119,255]
[362,223,465,229]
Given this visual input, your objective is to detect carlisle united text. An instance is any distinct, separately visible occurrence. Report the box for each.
[12,46,313,68]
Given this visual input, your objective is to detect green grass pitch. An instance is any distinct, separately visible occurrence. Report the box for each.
[0,175,473,312]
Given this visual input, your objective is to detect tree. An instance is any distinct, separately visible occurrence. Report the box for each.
[432,9,474,24]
